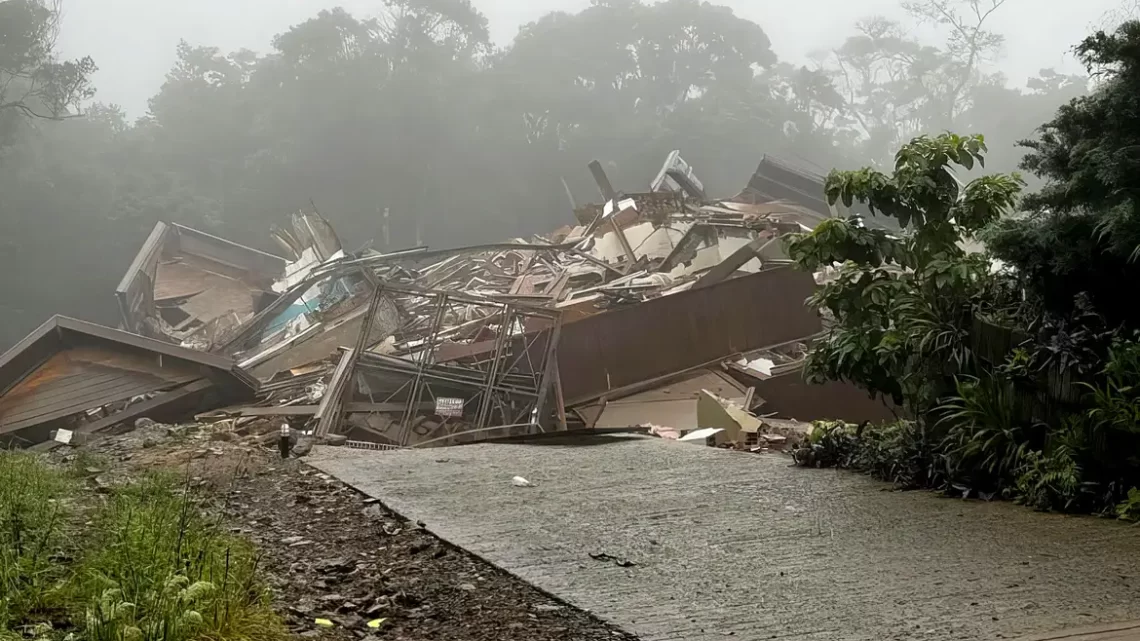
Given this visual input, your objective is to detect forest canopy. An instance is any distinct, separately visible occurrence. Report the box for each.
[0,0,1091,347]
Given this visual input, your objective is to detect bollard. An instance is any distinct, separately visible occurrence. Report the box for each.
[278,423,291,459]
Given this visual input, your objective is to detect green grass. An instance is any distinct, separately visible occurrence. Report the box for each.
[0,453,286,641]
[0,452,74,635]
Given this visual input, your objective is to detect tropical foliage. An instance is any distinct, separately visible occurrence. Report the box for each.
[790,19,1140,517]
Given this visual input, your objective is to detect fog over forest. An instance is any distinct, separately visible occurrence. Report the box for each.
[0,0,1129,347]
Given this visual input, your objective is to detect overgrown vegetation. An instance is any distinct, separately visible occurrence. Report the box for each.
[0,453,285,641]
[788,19,1140,520]
[0,453,73,636]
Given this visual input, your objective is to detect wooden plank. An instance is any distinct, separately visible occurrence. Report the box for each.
[315,348,356,435]
[588,160,617,201]
[608,217,639,267]
[30,379,214,452]
[2,376,167,423]
[2,371,125,406]
[173,223,286,275]
[691,236,769,290]
[1,369,194,413]
[211,405,320,417]
[0,378,172,434]
[553,356,568,432]
[79,379,213,435]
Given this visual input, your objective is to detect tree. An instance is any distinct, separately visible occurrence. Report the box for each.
[786,133,1022,412]
[903,0,1008,123]
[957,69,1087,183]
[0,0,95,140]
[988,20,1140,327]
[494,0,784,197]
[815,1,1010,165]
[0,0,1095,354]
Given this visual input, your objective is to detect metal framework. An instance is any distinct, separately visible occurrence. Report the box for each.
[332,284,564,448]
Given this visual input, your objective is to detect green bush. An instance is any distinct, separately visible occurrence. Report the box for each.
[1014,449,1085,512]
[937,376,1041,492]
[1115,487,1140,522]
[856,420,945,489]
[782,63,1140,518]
[795,420,946,489]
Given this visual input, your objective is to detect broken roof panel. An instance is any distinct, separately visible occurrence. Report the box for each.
[0,316,257,446]
[557,265,821,405]
[736,155,893,230]
[592,368,745,430]
[740,156,833,211]
[116,222,287,344]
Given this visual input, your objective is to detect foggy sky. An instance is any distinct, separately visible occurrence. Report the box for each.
[58,0,1118,117]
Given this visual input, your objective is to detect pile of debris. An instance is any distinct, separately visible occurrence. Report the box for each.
[0,151,894,451]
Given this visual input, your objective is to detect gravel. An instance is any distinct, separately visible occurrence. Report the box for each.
[64,423,638,641]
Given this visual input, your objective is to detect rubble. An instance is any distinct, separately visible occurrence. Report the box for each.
[2,150,895,450]
[116,221,286,346]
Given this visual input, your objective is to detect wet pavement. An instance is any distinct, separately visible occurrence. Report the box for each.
[309,435,1140,641]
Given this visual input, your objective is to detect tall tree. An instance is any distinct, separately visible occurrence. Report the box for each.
[495,0,783,197]
[988,20,1140,327]
[817,0,1010,164]
[0,0,95,142]
[903,0,1008,123]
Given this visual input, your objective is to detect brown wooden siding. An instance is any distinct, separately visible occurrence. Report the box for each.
[0,349,199,435]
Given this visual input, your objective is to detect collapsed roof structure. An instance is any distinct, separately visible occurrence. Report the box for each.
[0,316,257,447]
[2,150,894,450]
[116,222,287,348]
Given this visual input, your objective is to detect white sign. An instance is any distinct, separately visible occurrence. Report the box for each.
[435,397,464,418]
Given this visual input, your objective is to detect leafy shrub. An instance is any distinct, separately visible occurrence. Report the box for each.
[1014,449,1086,512]
[938,376,1040,491]
[1115,487,1140,522]
[796,420,860,468]
[854,420,945,489]
[795,420,947,489]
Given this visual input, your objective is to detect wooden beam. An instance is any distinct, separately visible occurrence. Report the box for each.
[314,348,356,436]
[30,379,214,452]
[587,160,617,201]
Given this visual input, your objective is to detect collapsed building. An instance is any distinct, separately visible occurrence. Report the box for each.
[0,151,894,450]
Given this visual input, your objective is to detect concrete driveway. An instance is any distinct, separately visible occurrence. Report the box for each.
[310,435,1140,641]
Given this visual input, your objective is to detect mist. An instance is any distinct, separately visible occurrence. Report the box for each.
[0,0,1125,348]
